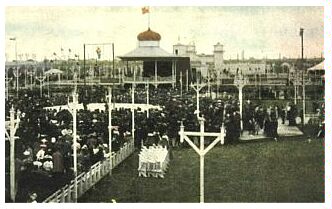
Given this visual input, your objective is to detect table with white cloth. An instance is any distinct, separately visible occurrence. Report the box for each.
[138,145,169,178]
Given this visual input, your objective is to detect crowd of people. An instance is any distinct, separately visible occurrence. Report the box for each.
[7,84,322,202]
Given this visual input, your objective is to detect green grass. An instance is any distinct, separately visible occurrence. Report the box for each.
[79,138,324,203]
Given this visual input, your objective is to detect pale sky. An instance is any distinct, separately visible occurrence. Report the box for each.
[5,6,324,61]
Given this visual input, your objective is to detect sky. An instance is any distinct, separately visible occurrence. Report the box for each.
[5,6,324,61]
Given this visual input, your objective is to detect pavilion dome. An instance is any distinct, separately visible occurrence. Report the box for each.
[137,28,161,41]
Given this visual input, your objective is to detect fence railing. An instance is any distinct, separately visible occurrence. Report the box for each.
[42,141,135,203]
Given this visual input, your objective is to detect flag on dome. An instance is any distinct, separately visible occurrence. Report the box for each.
[142,6,149,14]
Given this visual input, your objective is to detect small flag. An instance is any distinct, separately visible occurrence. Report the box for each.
[142,6,149,14]
[53,52,57,56]
[9,37,16,41]
[69,48,72,53]
[61,48,64,51]
[299,28,304,36]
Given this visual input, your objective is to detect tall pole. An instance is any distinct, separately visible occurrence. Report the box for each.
[179,116,225,203]
[72,92,78,202]
[112,43,115,78]
[180,70,183,97]
[186,68,189,91]
[146,82,150,118]
[108,87,113,175]
[15,39,18,97]
[199,118,205,203]
[83,44,86,87]
[7,106,20,202]
[300,28,305,125]
[131,84,135,144]
[239,85,243,131]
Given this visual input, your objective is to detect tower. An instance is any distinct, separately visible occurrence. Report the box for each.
[214,42,224,70]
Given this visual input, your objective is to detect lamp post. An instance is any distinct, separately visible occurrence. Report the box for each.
[5,106,21,202]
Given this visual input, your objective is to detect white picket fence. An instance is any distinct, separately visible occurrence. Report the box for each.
[42,141,134,203]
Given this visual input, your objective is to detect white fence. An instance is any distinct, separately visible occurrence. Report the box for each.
[42,141,134,203]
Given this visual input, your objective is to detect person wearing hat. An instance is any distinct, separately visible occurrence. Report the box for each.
[36,144,47,161]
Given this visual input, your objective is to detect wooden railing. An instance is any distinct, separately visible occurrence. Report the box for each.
[42,141,134,203]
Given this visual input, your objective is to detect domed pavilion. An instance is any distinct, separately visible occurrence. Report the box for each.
[119,28,190,88]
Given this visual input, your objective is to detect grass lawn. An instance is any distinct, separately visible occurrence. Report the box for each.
[79,137,324,203]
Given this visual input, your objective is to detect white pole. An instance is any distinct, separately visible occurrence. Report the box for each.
[239,85,243,131]
[132,84,135,144]
[199,118,205,203]
[72,92,78,202]
[25,68,27,87]
[146,82,149,118]
[294,74,297,105]
[197,85,200,114]
[108,87,113,174]
[9,107,16,202]
[180,70,183,97]
[15,40,18,97]
[47,75,50,98]
[154,61,158,88]
[303,74,306,125]
[186,69,189,91]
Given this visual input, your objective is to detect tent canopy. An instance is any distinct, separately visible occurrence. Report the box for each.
[45,68,63,75]
[308,61,324,72]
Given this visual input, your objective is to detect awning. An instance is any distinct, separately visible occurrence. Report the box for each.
[308,61,324,72]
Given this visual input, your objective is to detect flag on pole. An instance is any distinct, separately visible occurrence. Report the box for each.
[299,28,304,36]
[142,6,149,14]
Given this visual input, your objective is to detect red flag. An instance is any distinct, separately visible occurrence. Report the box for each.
[142,6,149,14]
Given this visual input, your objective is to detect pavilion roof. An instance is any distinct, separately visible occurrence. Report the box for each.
[119,46,187,61]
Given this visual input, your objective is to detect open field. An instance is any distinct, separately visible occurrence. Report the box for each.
[80,137,324,203]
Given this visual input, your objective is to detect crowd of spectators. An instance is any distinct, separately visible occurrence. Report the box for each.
[6,84,306,202]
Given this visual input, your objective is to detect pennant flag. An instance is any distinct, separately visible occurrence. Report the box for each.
[142,6,150,14]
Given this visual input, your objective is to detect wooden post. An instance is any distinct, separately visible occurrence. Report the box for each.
[107,87,113,175]
[6,106,20,202]
[146,82,150,118]
[199,118,205,203]
[131,83,135,144]
[72,92,78,202]
[179,116,225,203]
[180,70,183,97]
[154,60,158,88]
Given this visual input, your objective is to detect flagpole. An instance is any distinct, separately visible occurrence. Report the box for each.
[148,12,150,28]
